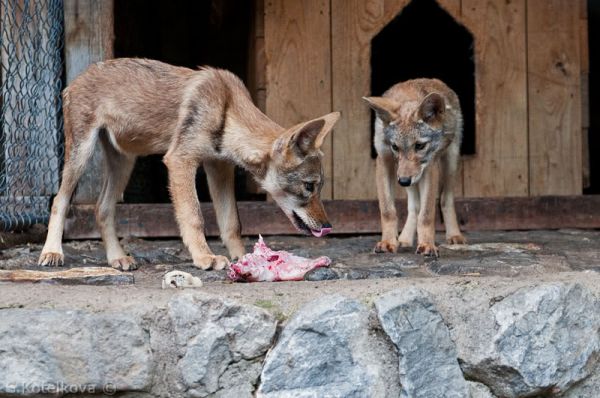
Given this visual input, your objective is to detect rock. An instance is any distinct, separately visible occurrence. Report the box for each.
[167,292,277,397]
[258,294,400,397]
[563,363,600,397]
[0,309,152,395]
[375,287,469,398]
[304,267,339,281]
[460,283,600,397]
[468,381,496,398]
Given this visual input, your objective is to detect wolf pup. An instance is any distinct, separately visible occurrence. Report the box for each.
[363,78,465,257]
[38,58,339,271]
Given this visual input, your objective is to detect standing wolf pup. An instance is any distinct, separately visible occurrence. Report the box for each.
[364,79,466,257]
[39,58,339,271]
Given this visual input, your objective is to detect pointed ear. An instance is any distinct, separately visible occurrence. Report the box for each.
[362,96,398,124]
[419,93,445,124]
[285,112,340,155]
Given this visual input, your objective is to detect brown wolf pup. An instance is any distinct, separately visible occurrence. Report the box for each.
[363,78,466,257]
[38,58,339,271]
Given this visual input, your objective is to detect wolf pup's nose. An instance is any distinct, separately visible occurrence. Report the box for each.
[398,177,411,187]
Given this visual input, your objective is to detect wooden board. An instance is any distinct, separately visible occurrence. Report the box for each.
[580,3,590,188]
[331,0,409,200]
[64,196,600,239]
[264,0,334,199]
[64,0,114,204]
[527,0,582,196]
[461,0,529,197]
[0,267,133,285]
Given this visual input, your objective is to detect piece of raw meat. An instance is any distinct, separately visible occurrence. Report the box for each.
[228,236,331,282]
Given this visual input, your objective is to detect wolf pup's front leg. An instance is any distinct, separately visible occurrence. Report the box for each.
[416,161,440,257]
[163,153,229,270]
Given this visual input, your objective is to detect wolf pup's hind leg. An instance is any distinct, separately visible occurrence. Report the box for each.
[38,125,99,266]
[96,132,137,271]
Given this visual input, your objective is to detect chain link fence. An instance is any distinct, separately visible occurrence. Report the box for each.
[0,0,64,230]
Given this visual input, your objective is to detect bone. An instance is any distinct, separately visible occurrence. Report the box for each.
[161,270,203,289]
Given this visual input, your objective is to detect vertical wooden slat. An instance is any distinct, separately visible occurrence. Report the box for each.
[64,0,114,204]
[264,0,333,199]
[437,0,461,19]
[580,0,590,189]
[435,0,464,198]
[331,0,409,200]
[461,0,528,197]
[246,0,266,195]
[527,0,582,195]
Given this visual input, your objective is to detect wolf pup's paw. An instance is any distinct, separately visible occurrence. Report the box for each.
[110,256,138,271]
[38,252,64,266]
[374,240,398,253]
[446,234,467,245]
[193,254,229,270]
[416,242,439,258]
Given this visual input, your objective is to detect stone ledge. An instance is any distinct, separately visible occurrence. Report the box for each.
[1,277,599,397]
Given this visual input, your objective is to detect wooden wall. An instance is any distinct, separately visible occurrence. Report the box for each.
[262,0,587,199]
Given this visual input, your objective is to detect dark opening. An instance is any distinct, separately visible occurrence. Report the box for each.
[370,0,475,158]
[585,0,599,194]
[113,0,264,203]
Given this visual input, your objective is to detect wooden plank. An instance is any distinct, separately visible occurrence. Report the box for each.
[331,0,409,200]
[580,11,590,188]
[0,267,133,285]
[264,0,333,199]
[461,0,528,197]
[64,196,600,239]
[64,0,114,204]
[436,0,461,18]
[527,0,582,195]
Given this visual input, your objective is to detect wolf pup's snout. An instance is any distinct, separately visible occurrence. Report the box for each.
[398,177,411,186]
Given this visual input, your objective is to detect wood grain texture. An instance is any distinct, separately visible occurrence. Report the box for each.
[527,0,582,195]
[331,0,409,200]
[461,0,528,197]
[264,0,334,198]
[63,196,600,239]
[64,0,114,204]
[0,267,133,285]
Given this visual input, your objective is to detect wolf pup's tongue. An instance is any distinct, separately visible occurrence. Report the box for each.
[311,227,332,237]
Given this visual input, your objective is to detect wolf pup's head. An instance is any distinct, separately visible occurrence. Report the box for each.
[262,112,340,237]
[364,93,454,186]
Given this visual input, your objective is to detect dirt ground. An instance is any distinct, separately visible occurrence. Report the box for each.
[1,229,599,317]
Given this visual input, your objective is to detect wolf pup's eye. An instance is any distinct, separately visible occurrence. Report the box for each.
[391,143,399,151]
[304,182,315,193]
[415,142,427,151]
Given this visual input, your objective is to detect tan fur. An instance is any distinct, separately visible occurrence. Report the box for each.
[365,78,466,257]
[39,58,339,270]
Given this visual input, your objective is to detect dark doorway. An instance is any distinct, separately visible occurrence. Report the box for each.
[113,0,264,202]
[585,0,598,194]
[370,0,475,158]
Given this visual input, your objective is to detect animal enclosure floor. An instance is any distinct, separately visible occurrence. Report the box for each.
[1,230,599,290]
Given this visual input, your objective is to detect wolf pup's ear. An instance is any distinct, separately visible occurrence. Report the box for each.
[286,112,340,155]
[362,96,397,124]
[419,93,445,124]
